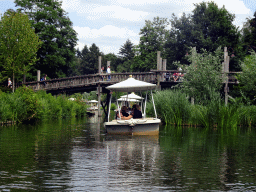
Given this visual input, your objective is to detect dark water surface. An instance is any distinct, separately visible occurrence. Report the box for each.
[1,116,256,191]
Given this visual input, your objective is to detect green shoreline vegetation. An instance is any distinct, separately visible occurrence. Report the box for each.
[146,89,256,129]
[145,48,256,130]
[0,86,88,124]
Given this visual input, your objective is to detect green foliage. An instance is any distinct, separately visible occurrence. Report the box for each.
[0,10,42,90]
[0,89,87,123]
[165,2,241,70]
[147,90,191,126]
[180,47,224,105]
[131,17,169,71]
[77,44,103,75]
[146,89,254,130]
[237,51,256,104]
[83,91,98,101]
[241,11,256,55]
[110,103,117,110]
[0,86,42,122]
[15,0,78,79]
[119,39,135,61]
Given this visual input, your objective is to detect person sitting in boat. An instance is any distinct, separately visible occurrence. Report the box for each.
[116,106,132,120]
[132,104,142,119]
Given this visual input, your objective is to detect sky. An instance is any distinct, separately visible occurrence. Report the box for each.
[1,0,256,55]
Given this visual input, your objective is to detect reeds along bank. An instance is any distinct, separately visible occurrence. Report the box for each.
[146,90,256,129]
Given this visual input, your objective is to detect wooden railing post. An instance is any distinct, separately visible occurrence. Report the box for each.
[224,47,229,106]
[157,51,161,90]
[37,70,40,90]
[97,84,102,117]
[98,56,102,74]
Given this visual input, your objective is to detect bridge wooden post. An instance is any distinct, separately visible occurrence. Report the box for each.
[223,47,230,106]
[191,47,196,104]
[97,84,102,117]
[107,61,110,68]
[157,51,161,90]
[98,56,102,73]
[163,59,167,71]
[98,56,102,117]
[163,59,166,81]
[37,70,40,90]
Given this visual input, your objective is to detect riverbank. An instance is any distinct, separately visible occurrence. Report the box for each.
[0,86,88,124]
[146,89,256,130]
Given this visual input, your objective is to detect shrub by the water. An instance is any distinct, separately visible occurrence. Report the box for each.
[0,87,88,123]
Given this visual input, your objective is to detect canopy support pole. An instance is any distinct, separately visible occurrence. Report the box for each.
[143,91,148,119]
[151,90,157,118]
[107,93,112,122]
[117,101,121,120]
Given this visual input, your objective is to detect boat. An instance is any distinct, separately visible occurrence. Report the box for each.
[104,75,161,135]
[86,100,98,116]
[86,100,98,111]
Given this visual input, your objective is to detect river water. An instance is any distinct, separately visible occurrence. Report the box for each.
[1,115,256,191]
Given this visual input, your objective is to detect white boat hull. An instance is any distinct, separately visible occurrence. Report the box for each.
[104,118,161,135]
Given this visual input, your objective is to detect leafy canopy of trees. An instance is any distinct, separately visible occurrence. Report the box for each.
[132,17,169,71]
[15,0,78,79]
[237,51,256,104]
[0,10,42,91]
[179,47,224,105]
[164,1,241,70]
[241,11,256,55]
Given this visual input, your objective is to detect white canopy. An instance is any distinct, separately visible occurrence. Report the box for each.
[120,92,144,100]
[106,76,156,92]
[87,100,98,103]
[117,98,140,102]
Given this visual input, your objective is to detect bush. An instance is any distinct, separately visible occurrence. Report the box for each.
[0,88,88,123]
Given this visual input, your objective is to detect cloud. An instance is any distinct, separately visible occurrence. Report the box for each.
[62,0,149,22]
[74,25,138,39]
[75,42,85,51]
[176,0,251,14]
[114,0,172,6]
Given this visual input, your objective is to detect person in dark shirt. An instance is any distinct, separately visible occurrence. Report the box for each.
[132,104,142,119]
[116,106,132,120]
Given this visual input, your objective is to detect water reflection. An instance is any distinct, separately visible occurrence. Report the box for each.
[1,118,256,191]
[69,115,162,191]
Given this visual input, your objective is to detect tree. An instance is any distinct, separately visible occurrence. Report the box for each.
[79,45,90,75]
[241,12,256,55]
[15,0,78,79]
[165,2,241,71]
[165,13,194,68]
[131,17,169,71]
[0,10,42,92]
[180,47,224,105]
[237,51,256,104]
[79,43,103,75]
[119,39,135,61]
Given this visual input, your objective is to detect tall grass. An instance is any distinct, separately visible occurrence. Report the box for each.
[0,87,88,123]
[147,89,256,130]
[147,89,191,126]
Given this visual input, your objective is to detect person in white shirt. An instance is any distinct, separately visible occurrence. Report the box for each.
[8,78,12,88]
[106,66,111,81]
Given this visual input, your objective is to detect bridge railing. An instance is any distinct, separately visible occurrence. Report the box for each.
[23,71,239,91]
[23,72,158,91]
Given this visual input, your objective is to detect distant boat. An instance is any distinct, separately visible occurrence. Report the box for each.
[86,100,98,116]
[104,75,161,136]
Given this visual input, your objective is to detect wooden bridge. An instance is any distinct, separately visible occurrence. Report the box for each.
[23,71,239,95]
